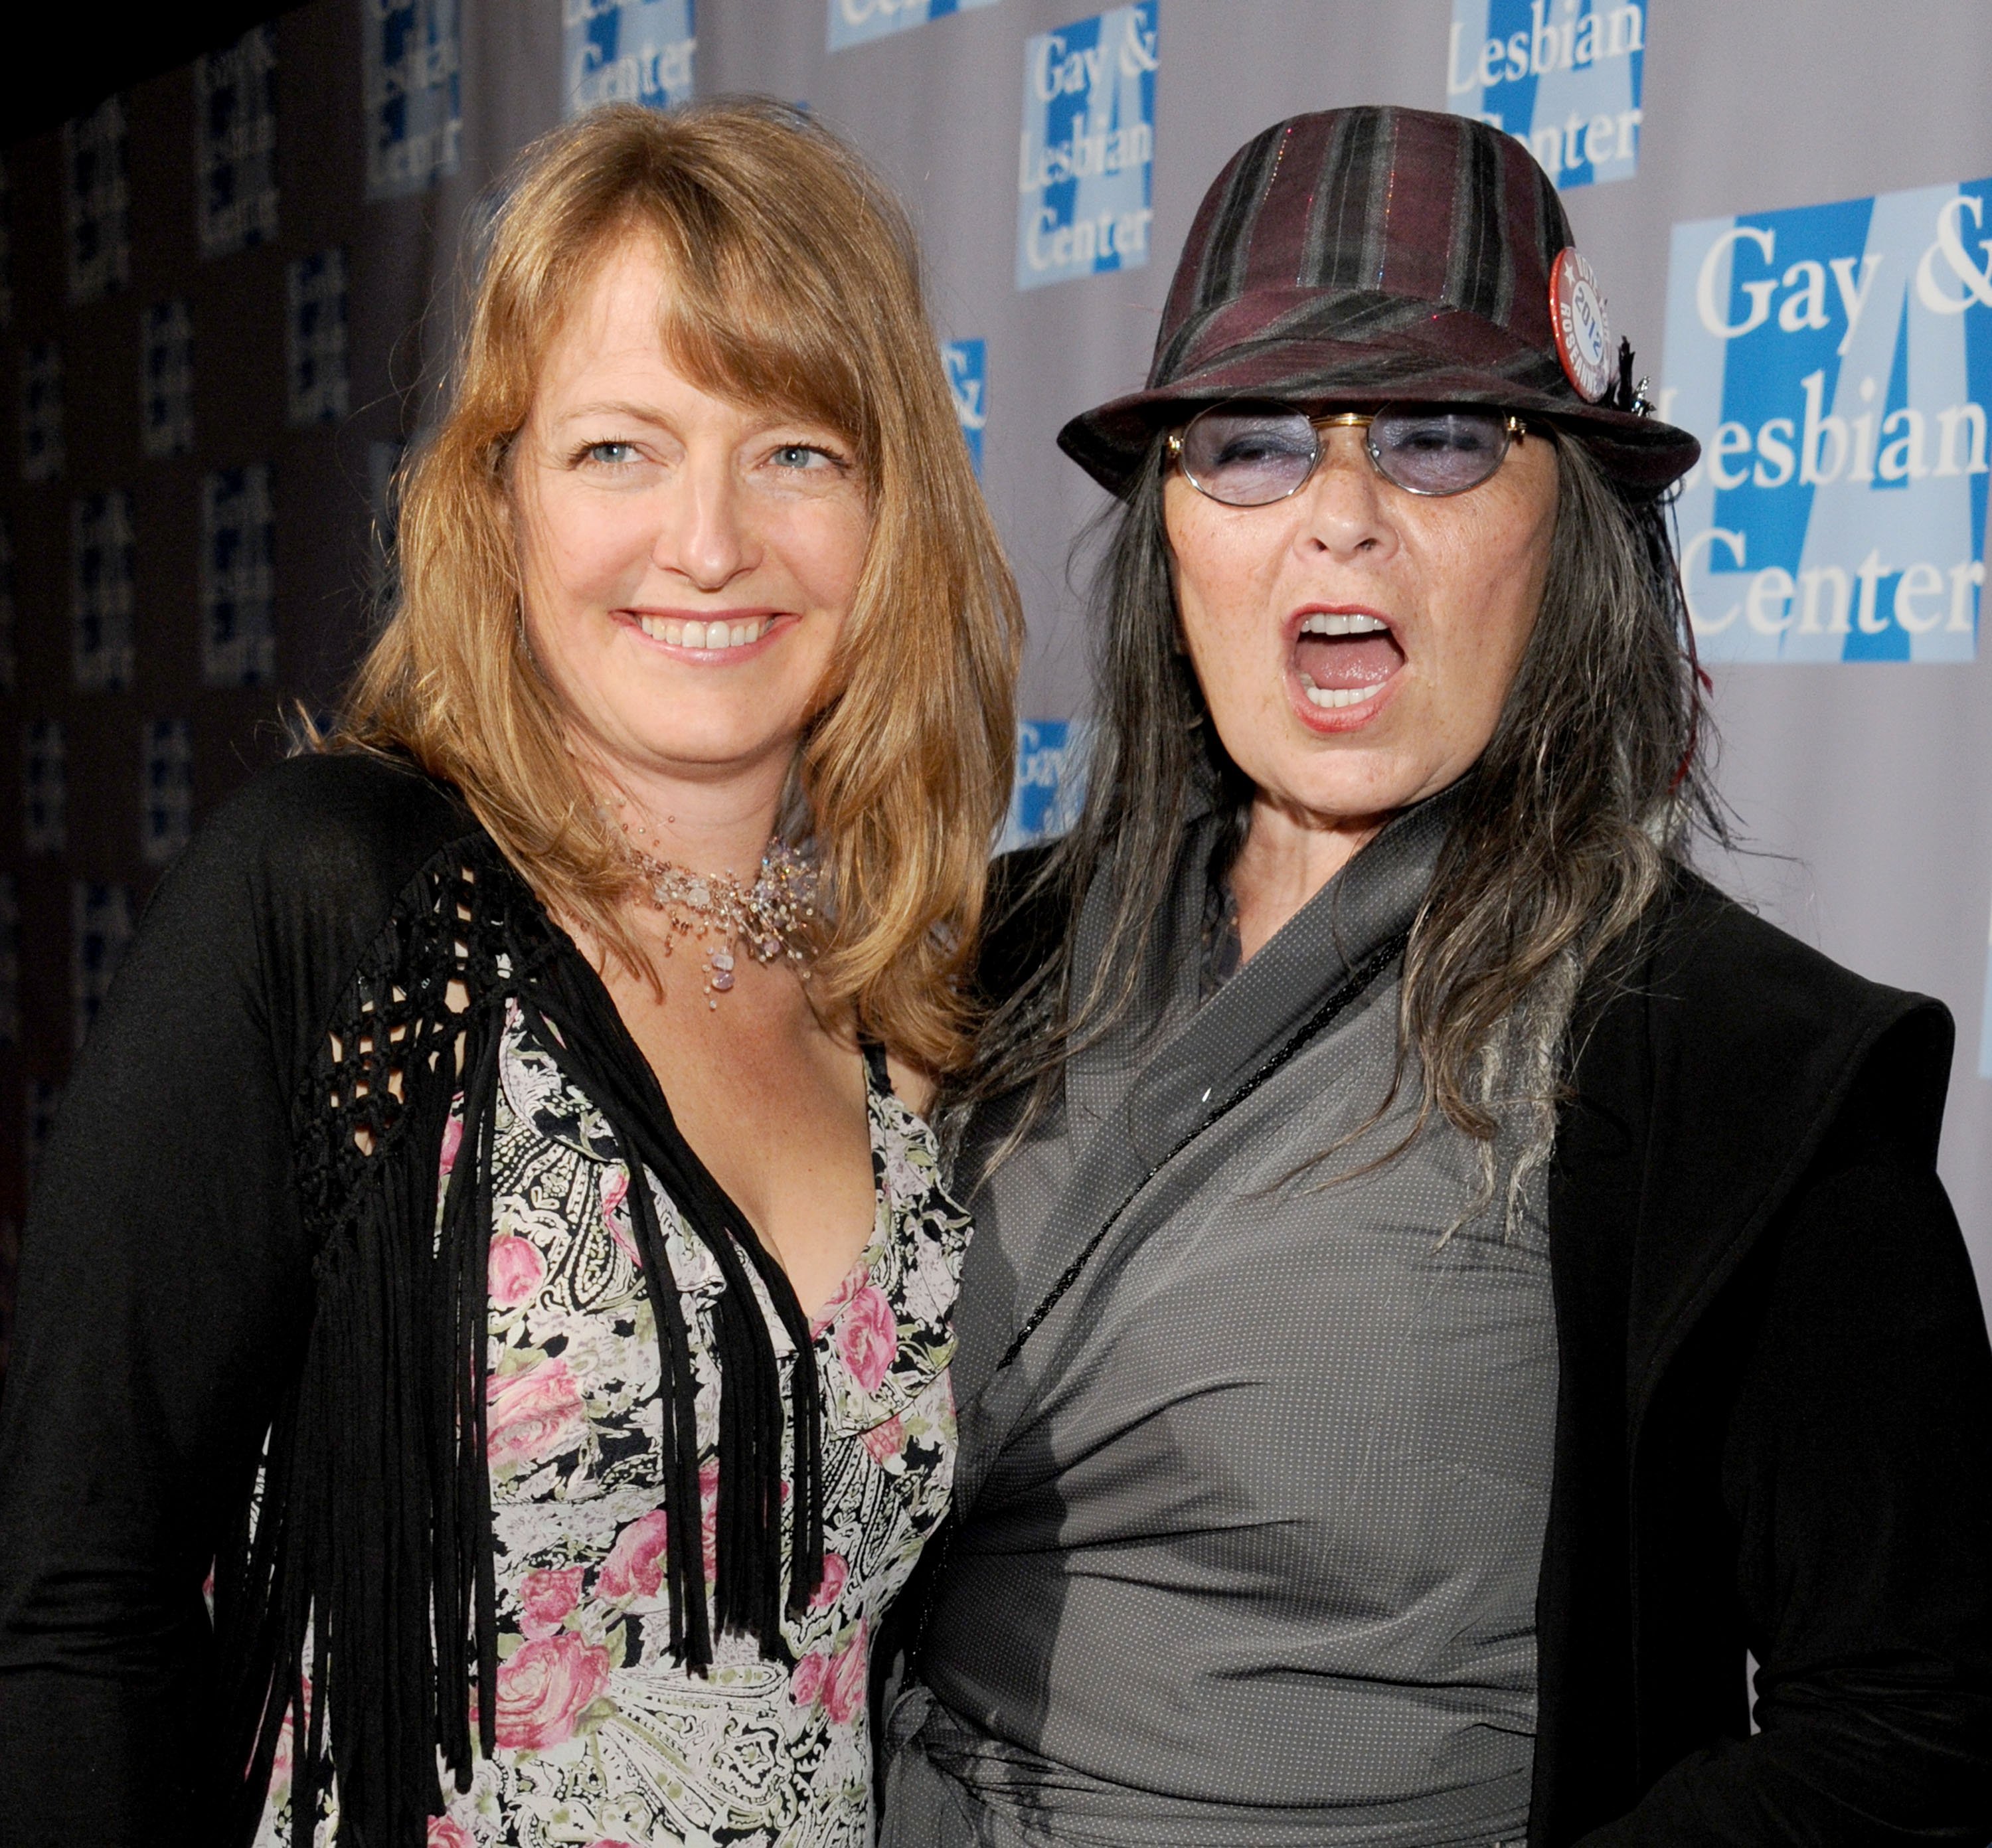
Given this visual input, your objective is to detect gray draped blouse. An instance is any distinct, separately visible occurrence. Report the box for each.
[884,796,1558,1848]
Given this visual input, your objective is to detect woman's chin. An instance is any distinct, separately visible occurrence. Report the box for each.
[1226,702,1467,829]
[586,709,809,788]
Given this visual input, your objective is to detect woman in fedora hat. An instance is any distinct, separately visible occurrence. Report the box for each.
[881,107,1992,1845]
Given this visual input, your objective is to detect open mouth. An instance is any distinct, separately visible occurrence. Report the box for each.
[634,614,778,651]
[1291,609,1405,719]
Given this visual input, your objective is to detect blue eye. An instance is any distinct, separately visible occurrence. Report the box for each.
[772,444,831,469]
[585,441,638,467]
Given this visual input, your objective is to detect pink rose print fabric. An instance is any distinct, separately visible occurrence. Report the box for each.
[823,1618,870,1727]
[837,1285,898,1392]
[486,1234,545,1309]
[517,1566,582,1640]
[786,1616,875,1726]
[255,1004,968,1848]
[595,1509,669,1602]
[493,1635,613,1750]
[811,1551,850,1611]
[438,1113,464,1179]
[862,1414,907,1467]
[485,1357,584,1470]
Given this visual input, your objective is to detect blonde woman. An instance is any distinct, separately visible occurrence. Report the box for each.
[0,102,1018,1848]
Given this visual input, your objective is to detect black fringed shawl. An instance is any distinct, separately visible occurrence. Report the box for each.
[0,754,827,1848]
[222,825,829,1845]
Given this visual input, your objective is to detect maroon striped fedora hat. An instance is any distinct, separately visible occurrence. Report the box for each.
[1059,106,1698,495]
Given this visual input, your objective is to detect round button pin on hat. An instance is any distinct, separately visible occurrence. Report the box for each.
[1552,247,1614,403]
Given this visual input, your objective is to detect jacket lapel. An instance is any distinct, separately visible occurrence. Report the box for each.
[1617,884,1951,1438]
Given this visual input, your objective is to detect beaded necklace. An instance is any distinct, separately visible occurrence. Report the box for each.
[616,815,819,1008]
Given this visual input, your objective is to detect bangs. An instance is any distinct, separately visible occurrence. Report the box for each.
[651,222,876,471]
[343,100,1020,1073]
[505,135,894,479]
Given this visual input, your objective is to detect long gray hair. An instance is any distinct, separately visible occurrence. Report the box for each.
[953,425,1726,1174]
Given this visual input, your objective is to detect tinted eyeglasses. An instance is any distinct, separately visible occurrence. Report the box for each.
[1168,402,1531,505]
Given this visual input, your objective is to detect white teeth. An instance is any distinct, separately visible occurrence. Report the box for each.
[1303,681,1386,710]
[1298,612,1390,637]
[636,616,772,650]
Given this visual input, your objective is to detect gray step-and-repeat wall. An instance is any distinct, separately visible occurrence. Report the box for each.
[1,0,1989,1343]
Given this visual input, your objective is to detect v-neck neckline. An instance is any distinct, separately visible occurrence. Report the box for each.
[514,921,896,1339]
[805,1048,898,1336]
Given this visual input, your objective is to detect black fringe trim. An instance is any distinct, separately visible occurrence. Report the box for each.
[210,835,825,1847]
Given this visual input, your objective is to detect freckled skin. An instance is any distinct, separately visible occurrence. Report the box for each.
[1164,422,1559,957]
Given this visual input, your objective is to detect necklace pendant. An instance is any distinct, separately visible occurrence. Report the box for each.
[621,831,817,1005]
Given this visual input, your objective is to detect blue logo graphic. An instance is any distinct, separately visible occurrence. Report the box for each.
[63,99,129,301]
[828,0,997,54]
[287,250,350,427]
[943,340,987,476]
[141,301,195,459]
[141,718,193,869]
[71,881,132,1052]
[1001,719,1089,850]
[195,26,278,257]
[201,465,276,688]
[1016,4,1157,293]
[365,0,462,199]
[1660,177,1992,662]
[565,0,695,115]
[1447,0,1645,190]
[71,492,135,693]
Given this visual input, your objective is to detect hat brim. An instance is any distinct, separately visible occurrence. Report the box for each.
[1059,325,1699,497]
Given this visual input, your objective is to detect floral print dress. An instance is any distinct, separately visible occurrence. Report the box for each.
[258,1001,969,1848]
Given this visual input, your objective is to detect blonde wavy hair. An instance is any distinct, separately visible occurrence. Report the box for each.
[336,99,1021,1072]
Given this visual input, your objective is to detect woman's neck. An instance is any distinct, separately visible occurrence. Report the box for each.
[1228,795,1384,965]
[598,755,789,880]
[584,750,821,1019]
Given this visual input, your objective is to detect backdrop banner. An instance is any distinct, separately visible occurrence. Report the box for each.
[1446,0,1645,191]
[0,0,1988,1353]
[1663,176,1991,663]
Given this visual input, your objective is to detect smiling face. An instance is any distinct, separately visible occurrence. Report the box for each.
[511,236,871,798]
[1164,418,1560,830]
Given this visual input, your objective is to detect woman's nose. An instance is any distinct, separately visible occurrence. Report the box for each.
[1294,425,1398,562]
[653,460,756,591]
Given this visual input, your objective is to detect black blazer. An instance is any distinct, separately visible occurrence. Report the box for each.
[1535,871,1992,1841]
